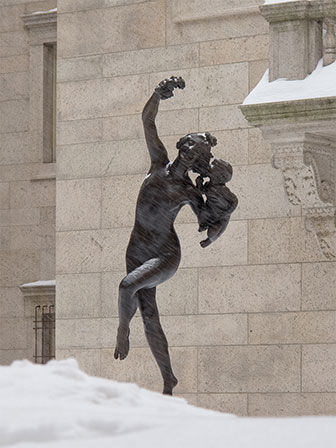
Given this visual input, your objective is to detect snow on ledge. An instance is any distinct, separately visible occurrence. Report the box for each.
[264,0,299,4]
[20,279,55,288]
[243,59,336,105]
[31,7,57,14]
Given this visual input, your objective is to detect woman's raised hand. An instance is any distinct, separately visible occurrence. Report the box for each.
[155,76,185,100]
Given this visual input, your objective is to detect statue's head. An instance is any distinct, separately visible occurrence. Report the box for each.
[176,132,217,176]
[209,158,233,184]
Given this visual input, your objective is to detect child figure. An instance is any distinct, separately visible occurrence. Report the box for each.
[197,159,238,248]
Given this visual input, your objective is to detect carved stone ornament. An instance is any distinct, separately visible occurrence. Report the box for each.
[272,135,336,259]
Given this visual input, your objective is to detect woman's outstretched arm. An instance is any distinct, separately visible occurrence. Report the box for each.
[142,76,185,171]
[142,92,168,170]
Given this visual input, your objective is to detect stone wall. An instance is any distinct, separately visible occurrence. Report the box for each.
[0,0,56,364]
[55,0,336,416]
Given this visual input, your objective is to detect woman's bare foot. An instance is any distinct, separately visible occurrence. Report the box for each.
[114,327,130,360]
[200,238,211,248]
[163,374,178,395]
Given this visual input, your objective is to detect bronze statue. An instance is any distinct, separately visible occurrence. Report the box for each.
[114,76,237,395]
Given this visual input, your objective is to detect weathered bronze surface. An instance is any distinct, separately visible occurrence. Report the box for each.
[114,77,238,395]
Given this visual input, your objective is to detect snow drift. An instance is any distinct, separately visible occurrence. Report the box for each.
[1,359,335,448]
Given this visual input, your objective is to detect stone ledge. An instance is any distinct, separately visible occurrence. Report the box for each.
[240,97,336,126]
[260,0,336,23]
[21,11,57,29]
[20,280,55,298]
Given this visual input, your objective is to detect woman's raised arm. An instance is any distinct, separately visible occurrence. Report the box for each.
[142,76,185,171]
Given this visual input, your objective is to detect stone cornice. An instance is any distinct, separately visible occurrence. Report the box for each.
[260,1,313,22]
[20,281,55,298]
[260,0,336,23]
[240,97,336,126]
[21,11,57,29]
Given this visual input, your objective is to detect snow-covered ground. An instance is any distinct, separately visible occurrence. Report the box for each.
[1,359,336,448]
[243,59,336,104]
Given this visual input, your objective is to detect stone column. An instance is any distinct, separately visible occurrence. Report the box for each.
[324,18,336,66]
[260,0,323,80]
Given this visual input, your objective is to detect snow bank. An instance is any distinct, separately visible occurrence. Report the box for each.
[0,359,222,448]
[1,359,335,448]
[243,59,336,104]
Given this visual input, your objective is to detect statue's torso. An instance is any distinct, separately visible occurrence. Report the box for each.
[135,167,192,231]
[126,166,195,263]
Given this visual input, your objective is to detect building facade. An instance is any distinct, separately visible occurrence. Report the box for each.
[0,0,335,416]
[0,0,57,365]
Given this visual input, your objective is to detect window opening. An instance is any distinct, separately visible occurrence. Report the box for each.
[33,304,55,364]
[43,43,57,163]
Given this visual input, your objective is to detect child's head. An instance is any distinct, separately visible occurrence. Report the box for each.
[210,159,233,184]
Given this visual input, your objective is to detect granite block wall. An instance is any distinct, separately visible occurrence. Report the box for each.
[0,0,56,365]
[55,0,336,416]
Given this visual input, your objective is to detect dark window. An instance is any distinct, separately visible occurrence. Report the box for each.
[43,43,57,163]
[34,304,55,364]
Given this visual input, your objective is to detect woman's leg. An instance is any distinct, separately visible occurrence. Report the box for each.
[114,255,178,361]
[114,290,138,360]
[138,287,178,395]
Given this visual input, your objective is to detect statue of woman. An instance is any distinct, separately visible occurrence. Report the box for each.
[114,76,217,395]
